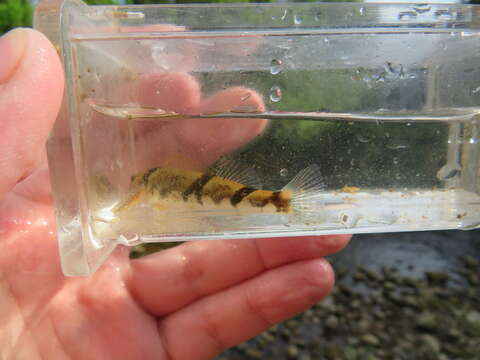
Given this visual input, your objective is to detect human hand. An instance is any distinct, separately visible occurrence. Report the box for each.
[0,28,350,359]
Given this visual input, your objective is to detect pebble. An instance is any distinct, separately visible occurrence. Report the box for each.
[325,315,339,330]
[351,299,361,309]
[343,345,358,360]
[353,271,366,281]
[421,334,441,352]
[357,319,370,332]
[319,296,336,312]
[299,353,312,360]
[465,310,480,336]
[416,311,436,330]
[426,271,449,285]
[361,334,380,346]
[324,343,342,359]
[383,281,396,291]
[467,273,479,285]
[373,309,385,319]
[287,319,300,328]
[245,348,263,359]
[261,331,275,343]
[463,255,479,268]
[287,344,299,358]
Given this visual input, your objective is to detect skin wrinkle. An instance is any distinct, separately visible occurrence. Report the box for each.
[156,321,173,360]
[44,313,72,360]
[0,277,38,360]
[242,285,273,331]
[179,245,207,300]
[252,239,268,272]
[198,302,229,355]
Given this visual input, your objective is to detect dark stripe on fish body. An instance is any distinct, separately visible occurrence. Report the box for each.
[142,167,159,184]
[182,173,214,204]
[231,187,257,207]
[271,191,289,212]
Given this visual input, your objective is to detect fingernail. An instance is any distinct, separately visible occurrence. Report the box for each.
[0,28,28,84]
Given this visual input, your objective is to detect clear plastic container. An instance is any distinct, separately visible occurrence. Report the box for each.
[34,0,480,276]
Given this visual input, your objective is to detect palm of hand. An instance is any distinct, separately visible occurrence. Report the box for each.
[0,29,349,360]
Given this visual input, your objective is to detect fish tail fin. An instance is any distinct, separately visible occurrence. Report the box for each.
[282,164,326,215]
[112,189,145,214]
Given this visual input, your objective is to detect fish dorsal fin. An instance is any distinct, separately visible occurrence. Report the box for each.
[282,164,325,204]
[209,157,263,189]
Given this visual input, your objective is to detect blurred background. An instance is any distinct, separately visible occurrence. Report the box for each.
[1,0,480,359]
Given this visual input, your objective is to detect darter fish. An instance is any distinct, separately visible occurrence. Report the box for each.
[113,159,325,216]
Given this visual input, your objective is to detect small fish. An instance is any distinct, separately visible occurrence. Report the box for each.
[113,160,325,215]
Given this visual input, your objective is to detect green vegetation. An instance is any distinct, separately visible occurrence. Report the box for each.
[1,0,357,34]
[0,0,32,33]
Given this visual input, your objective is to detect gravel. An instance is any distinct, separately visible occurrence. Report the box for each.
[214,230,480,360]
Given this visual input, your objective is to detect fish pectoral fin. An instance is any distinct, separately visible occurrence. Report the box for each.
[153,203,167,211]
[113,189,145,213]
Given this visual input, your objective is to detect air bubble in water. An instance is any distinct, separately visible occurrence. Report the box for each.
[294,14,303,25]
[387,139,409,150]
[269,86,282,102]
[398,11,417,20]
[413,4,431,14]
[270,59,283,75]
[434,9,454,20]
[280,168,289,177]
[393,157,399,165]
[356,134,371,143]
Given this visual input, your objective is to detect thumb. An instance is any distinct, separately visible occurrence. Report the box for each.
[0,28,64,198]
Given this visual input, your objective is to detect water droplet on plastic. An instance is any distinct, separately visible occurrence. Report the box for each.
[406,122,412,126]
[472,86,480,94]
[398,11,417,20]
[294,14,303,25]
[434,9,454,20]
[437,162,462,181]
[280,168,288,177]
[356,134,371,143]
[269,86,282,102]
[413,4,431,14]
[393,157,399,165]
[314,12,322,21]
[240,93,251,101]
[359,7,365,15]
[280,9,288,21]
[270,59,283,75]
[340,213,360,228]
[323,37,330,44]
